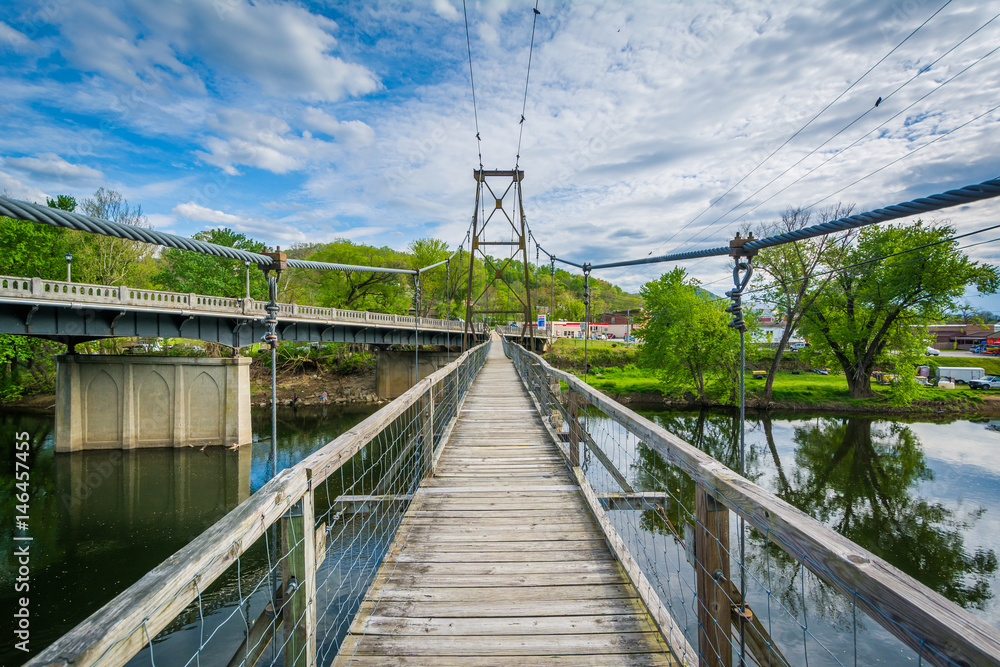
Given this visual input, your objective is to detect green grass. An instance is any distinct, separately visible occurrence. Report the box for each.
[923,355,1000,375]
[550,339,640,370]
[584,366,665,395]
[575,365,984,409]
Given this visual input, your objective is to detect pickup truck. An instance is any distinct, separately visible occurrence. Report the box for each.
[969,376,1000,390]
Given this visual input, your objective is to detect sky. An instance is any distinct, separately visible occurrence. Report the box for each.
[1,0,999,308]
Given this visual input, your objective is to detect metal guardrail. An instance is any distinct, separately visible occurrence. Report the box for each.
[502,337,1000,667]
[26,339,491,667]
[0,275,478,334]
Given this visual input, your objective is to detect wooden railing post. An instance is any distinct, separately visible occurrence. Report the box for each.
[282,483,317,667]
[567,391,583,468]
[422,387,435,476]
[696,486,732,667]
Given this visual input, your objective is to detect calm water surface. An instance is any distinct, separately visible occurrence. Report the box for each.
[0,404,377,666]
[623,409,1000,665]
[4,406,1000,665]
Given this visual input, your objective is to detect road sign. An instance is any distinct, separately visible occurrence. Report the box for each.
[538,314,546,329]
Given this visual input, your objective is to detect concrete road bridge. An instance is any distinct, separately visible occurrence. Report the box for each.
[0,274,485,349]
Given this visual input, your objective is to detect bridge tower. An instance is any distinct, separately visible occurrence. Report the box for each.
[463,169,534,349]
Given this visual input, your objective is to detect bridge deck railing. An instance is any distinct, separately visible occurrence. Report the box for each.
[502,337,1000,667]
[0,274,475,334]
[26,339,491,667]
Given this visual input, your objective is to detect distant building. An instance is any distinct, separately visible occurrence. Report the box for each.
[927,324,992,350]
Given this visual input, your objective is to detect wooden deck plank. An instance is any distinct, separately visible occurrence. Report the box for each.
[333,334,675,666]
[338,654,677,667]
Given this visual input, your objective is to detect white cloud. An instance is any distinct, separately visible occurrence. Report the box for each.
[302,108,375,148]
[195,108,342,174]
[0,169,48,204]
[173,201,242,225]
[432,0,460,21]
[4,154,104,182]
[51,0,378,103]
[0,22,31,52]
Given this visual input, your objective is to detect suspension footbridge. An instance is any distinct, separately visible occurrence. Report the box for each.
[24,332,1000,667]
[333,337,677,666]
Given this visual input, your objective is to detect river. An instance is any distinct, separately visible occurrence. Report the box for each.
[3,406,999,665]
[0,404,378,666]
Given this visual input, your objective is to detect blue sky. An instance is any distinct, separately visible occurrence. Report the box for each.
[1,0,999,308]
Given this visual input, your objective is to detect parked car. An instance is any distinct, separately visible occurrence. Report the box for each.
[925,346,940,356]
[969,376,1000,390]
[810,367,830,375]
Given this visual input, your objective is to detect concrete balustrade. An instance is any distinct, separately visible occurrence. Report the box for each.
[0,274,477,334]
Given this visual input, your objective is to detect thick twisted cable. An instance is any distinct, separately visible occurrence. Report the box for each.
[0,196,417,275]
[587,177,1000,270]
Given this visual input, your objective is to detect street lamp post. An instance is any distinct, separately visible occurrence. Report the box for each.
[245,260,251,300]
[65,252,72,283]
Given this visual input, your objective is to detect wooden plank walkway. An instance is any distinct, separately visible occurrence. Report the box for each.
[333,336,677,666]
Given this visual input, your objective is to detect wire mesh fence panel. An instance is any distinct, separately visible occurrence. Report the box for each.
[29,340,490,667]
[502,336,1000,667]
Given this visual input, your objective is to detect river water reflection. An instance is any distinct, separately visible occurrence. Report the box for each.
[5,406,1000,664]
[0,404,377,665]
[626,409,1000,664]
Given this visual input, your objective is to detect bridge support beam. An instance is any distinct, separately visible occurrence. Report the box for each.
[55,354,251,452]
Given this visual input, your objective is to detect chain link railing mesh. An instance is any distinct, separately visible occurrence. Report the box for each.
[502,335,982,667]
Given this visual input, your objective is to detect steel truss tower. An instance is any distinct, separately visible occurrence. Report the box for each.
[463,169,534,350]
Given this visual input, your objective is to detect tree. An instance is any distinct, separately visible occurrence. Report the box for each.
[409,238,450,317]
[295,240,410,312]
[800,222,1000,398]
[635,267,748,403]
[783,417,996,609]
[74,188,155,285]
[154,228,268,299]
[754,205,853,402]
[0,194,75,280]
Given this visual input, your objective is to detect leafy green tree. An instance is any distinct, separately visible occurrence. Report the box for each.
[73,188,155,285]
[155,228,268,299]
[635,267,748,403]
[800,222,1000,398]
[781,417,996,609]
[409,238,450,317]
[295,240,410,312]
[754,205,853,402]
[0,196,75,279]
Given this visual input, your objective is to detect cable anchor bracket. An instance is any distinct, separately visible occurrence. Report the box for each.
[260,247,286,349]
[726,234,756,333]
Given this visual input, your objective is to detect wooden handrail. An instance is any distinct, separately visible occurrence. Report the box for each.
[514,344,1000,667]
[27,340,490,667]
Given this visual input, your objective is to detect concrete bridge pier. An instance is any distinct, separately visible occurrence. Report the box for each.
[375,349,456,400]
[55,355,251,452]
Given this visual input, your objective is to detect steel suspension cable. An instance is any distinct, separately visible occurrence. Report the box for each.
[586,176,1000,270]
[676,11,1000,257]
[637,224,1000,322]
[462,0,484,169]
[724,39,1000,232]
[515,0,541,167]
[0,196,418,275]
[617,0,955,274]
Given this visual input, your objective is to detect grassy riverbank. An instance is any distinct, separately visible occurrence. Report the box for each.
[548,339,1000,414]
